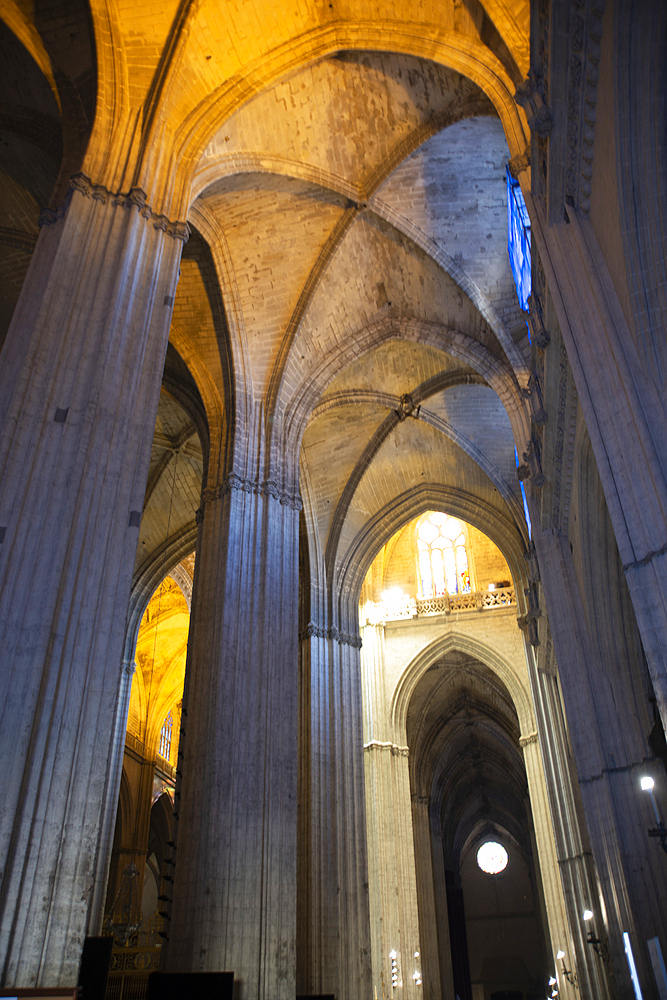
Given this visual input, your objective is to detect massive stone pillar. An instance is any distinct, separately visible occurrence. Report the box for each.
[163,468,300,1000]
[297,624,372,1000]
[525,640,611,1000]
[530,203,667,736]
[0,175,187,987]
[535,527,667,1000]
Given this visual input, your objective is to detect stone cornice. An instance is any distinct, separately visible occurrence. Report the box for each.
[201,472,302,511]
[39,173,191,242]
[299,621,363,648]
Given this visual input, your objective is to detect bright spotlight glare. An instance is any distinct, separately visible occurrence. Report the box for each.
[381,588,403,605]
[583,909,594,921]
[641,776,655,791]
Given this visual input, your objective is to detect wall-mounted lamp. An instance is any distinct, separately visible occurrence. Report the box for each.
[641,776,667,854]
[583,910,608,962]
[555,950,578,987]
[390,951,399,989]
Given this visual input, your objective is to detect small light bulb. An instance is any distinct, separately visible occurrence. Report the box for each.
[583,909,594,921]
[389,950,397,959]
[549,977,557,985]
[414,951,420,958]
[551,991,558,998]
[556,951,565,960]
[641,776,655,791]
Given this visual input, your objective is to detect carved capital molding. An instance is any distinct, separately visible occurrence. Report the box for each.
[519,732,539,748]
[299,621,363,648]
[40,173,191,242]
[565,0,605,215]
[507,147,531,179]
[515,70,553,138]
[202,472,303,511]
[364,740,409,757]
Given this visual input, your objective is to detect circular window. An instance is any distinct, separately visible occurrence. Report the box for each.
[476,841,508,874]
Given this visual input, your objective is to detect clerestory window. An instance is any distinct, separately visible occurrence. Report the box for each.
[158,711,173,761]
[416,511,471,597]
[506,166,531,313]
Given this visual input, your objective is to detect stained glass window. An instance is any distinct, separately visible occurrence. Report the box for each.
[417,512,471,597]
[158,711,173,761]
[506,166,531,312]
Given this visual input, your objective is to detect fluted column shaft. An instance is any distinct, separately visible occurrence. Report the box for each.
[361,623,422,1000]
[164,474,300,1000]
[297,626,372,1000]
[535,528,667,1000]
[0,177,185,987]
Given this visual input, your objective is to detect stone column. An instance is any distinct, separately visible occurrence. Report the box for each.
[361,622,423,1000]
[535,528,667,1000]
[297,625,372,1000]
[410,796,448,1000]
[0,175,186,988]
[90,658,137,932]
[526,646,611,1000]
[519,728,587,1000]
[530,203,667,734]
[163,471,300,1000]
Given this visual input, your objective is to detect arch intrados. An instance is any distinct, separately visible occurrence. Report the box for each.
[411,696,521,768]
[336,484,528,627]
[123,527,198,664]
[286,319,522,461]
[392,630,534,738]
[168,24,528,216]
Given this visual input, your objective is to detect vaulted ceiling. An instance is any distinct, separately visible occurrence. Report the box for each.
[0,0,533,619]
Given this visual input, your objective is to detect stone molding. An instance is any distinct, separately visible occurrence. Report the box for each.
[508,147,531,179]
[299,621,363,648]
[519,732,539,748]
[623,539,667,573]
[565,0,605,215]
[39,173,191,242]
[201,472,303,511]
[169,564,193,609]
[364,740,409,757]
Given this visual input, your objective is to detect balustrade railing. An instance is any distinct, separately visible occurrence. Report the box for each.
[361,587,515,625]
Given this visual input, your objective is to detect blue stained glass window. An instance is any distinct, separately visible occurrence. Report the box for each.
[515,447,532,539]
[507,167,531,312]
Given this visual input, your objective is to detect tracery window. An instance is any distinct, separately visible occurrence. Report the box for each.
[506,166,531,312]
[158,711,173,761]
[416,512,471,597]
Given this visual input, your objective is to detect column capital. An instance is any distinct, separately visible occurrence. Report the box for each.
[201,471,302,511]
[39,173,191,242]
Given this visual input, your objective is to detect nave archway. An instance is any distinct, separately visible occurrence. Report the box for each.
[358,515,564,1000]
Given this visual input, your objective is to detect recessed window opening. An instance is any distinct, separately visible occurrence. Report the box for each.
[477,841,509,874]
[416,511,471,597]
[506,166,531,313]
[158,711,173,761]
